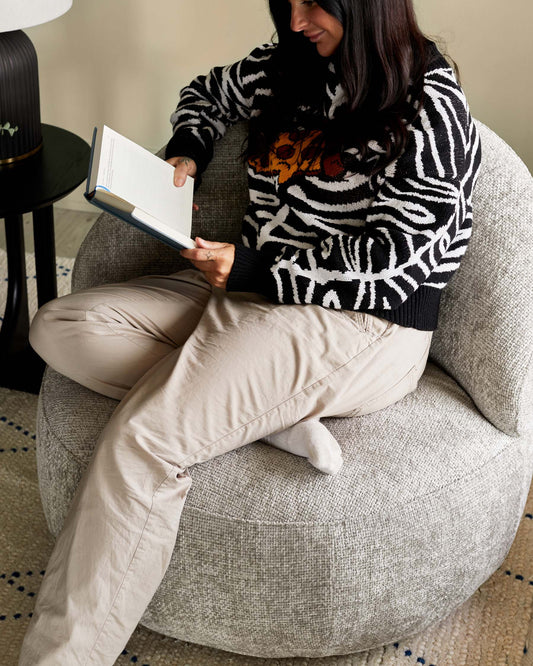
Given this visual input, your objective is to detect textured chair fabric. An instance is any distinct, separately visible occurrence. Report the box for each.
[36,121,533,658]
[430,126,533,437]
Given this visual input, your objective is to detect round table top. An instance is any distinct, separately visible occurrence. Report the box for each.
[0,124,91,217]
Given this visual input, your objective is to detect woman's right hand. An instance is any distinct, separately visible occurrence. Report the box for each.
[166,156,198,188]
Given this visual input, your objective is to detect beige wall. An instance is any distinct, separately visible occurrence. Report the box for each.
[414,0,532,174]
[26,0,532,211]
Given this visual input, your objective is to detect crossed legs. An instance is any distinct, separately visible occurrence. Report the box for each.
[20,269,431,664]
[28,268,342,472]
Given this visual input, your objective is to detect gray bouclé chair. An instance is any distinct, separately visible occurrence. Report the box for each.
[35,120,533,658]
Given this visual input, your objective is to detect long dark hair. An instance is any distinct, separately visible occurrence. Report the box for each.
[246,0,434,174]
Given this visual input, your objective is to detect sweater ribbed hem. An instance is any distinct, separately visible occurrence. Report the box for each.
[228,244,442,331]
[366,286,442,331]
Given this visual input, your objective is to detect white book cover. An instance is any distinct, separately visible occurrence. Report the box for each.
[87,125,195,249]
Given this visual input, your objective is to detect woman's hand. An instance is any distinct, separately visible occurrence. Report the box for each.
[166,156,197,186]
[166,156,199,211]
[181,237,235,289]
[168,159,235,287]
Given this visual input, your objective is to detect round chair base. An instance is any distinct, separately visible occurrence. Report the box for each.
[36,363,532,658]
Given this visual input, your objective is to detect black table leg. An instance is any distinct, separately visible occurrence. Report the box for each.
[0,214,29,352]
[33,206,58,307]
[0,215,44,393]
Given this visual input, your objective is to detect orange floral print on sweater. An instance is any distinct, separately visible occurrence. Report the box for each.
[249,129,345,184]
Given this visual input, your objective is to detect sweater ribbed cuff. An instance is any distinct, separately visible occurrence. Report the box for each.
[226,244,272,296]
[164,131,212,178]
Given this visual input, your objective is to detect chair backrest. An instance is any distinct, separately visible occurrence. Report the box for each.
[73,120,533,436]
[430,121,533,437]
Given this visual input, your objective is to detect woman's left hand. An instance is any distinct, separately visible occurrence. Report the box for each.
[180,237,235,289]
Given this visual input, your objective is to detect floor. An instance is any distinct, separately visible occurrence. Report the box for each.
[0,208,99,259]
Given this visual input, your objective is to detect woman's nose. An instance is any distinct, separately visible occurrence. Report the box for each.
[290,6,308,32]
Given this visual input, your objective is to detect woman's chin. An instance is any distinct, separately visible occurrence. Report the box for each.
[315,42,336,58]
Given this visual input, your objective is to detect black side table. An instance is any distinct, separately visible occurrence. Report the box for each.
[0,124,90,394]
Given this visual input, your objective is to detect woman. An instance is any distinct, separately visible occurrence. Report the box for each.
[20,0,481,663]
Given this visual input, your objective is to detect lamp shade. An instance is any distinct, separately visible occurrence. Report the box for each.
[0,0,73,33]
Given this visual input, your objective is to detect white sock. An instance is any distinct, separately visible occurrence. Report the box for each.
[262,419,343,475]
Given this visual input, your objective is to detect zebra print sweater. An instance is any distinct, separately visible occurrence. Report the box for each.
[165,43,482,331]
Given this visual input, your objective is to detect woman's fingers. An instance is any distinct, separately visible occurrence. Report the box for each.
[166,156,198,187]
[181,239,236,289]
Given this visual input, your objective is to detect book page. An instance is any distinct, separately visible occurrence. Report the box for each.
[131,209,196,249]
[95,126,193,236]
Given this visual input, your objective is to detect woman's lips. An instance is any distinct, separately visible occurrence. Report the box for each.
[305,30,325,42]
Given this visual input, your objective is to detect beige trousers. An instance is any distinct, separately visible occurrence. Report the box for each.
[20,269,432,665]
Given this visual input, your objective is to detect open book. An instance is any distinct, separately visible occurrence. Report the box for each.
[85,125,196,250]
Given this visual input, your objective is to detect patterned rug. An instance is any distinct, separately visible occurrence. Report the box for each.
[1,254,533,665]
[0,250,74,323]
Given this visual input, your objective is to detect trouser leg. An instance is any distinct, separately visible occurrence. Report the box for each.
[20,287,431,665]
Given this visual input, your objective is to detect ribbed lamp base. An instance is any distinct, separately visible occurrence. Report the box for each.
[0,30,42,165]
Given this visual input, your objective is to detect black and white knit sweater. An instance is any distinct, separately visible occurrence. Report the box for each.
[165,43,482,331]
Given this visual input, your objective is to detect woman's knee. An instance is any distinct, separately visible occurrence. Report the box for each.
[29,299,59,355]
[29,296,85,368]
